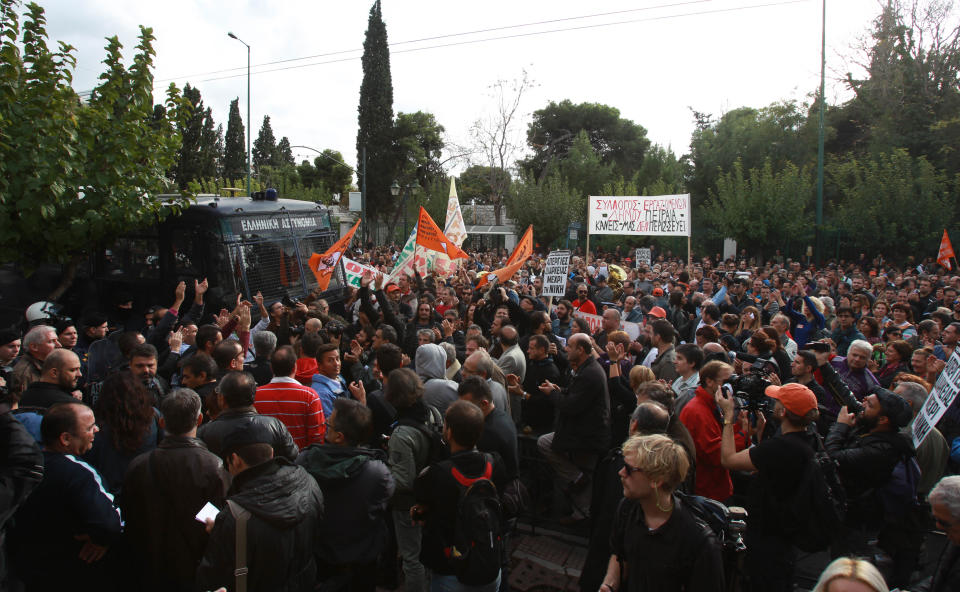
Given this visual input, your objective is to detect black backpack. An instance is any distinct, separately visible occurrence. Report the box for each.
[438,455,503,586]
[397,404,448,466]
[777,436,847,552]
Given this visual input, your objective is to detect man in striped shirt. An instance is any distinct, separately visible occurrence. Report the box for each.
[255,346,325,449]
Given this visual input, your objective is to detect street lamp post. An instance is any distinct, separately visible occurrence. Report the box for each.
[227,32,251,198]
[390,180,420,240]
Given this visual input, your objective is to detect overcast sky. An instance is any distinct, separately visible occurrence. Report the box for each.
[38,0,884,183]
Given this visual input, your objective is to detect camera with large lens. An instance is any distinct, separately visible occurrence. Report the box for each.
[726,356,779,412]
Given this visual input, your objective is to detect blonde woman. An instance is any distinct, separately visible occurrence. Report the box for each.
[812,557,888,592]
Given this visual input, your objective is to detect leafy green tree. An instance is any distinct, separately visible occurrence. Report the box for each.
[636,144,686,195]
[507,172,581,247]
[831,1,960,176]
[457,165,512,204]
[298,159,322,188]
[275,136,294,167]
[356,0,395,224]
[521,99,651,183]
[687,102,814,203]
[558,130,614,198]
[0,1,187,297]
[252,115,276,176]
[830,149,950,256]
[313,150,353,200]
[393,111,445,188]
[704,159,813,255]
[223,97,246,181]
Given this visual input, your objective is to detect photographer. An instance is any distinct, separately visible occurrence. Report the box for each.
[718,383,819,592]
[678,360,748,502]
[824,387,915,563]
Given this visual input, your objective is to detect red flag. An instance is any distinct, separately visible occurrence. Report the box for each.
[308,219,361,290]
[414,207,468,260]
[939,229,955,270]
[476,225,533,288]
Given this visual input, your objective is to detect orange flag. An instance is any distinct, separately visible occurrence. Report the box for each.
[939,229,956,270]
[308,219,361,290]
[476,225,533,288]
[414,207,468,260]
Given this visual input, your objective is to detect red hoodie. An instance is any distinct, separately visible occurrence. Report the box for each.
[295,357,318,386]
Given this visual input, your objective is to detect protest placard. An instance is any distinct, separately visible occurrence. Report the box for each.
[635,248,651,268]
[914,349,960,447]
[542,250,570,298]
[588,195,691,237]
[573,310,642,341]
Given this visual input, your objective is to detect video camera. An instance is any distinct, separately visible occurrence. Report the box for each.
[726,354,779,413]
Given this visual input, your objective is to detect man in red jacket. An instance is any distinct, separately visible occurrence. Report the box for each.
[679,360,746,501]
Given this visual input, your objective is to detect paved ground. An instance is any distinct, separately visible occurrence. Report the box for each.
[502,521,950,592]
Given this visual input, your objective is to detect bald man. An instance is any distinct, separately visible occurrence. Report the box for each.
[20,349,83,408]
[497,325,526,426]
[536,333,611,523]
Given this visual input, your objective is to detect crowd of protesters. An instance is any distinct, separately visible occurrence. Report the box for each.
[2,242,960,592]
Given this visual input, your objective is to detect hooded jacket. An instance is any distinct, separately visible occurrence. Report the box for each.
[416,344,459,416]
[294,357,318,386]
[196,458,323,592]
[297,444,395,565]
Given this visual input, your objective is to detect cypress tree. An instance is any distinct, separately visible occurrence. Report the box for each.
[223,97,246,182]
[356,0,395,223]
[174,83,204,188]
[253,115,277,175]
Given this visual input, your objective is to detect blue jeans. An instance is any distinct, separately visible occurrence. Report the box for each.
[431,571,501,592]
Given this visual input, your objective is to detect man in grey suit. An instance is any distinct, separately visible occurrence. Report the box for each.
[497,325,526,426]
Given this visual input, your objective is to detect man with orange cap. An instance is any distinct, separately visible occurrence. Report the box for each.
[717,382,820,592]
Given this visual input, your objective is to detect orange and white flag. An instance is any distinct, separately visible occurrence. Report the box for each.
[939,229,955,270]
[414,207,468,260]
[476,225,533,288]
[308,219,360,290]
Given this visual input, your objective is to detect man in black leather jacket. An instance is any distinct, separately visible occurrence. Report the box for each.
[120,388,230,592]
[198,371,298,461]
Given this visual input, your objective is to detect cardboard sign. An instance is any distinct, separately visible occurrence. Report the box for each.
[588,194,691,237]
[914,349,960,447]
[573,310,642,341]
[635,248,651,268]
[542,250,571,298]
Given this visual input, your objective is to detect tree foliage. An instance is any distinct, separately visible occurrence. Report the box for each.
[704,160,813,254]
[252,115,276,176]
[830,149,951,255]
[356,0,395,224]
[521,99,651,183]
[507,172,581,247]
[174,83,218,188]
[223,97,246,181]
[275,136,294,167]
[0,0,188,295]
[313,149,353,199]
[393,110,445,189]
